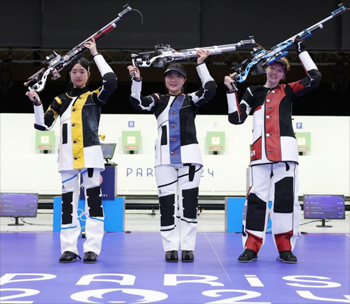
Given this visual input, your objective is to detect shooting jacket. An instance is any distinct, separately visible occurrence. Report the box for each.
[130,63,216,167]
[227,51,321,166]
[33,55,117,171]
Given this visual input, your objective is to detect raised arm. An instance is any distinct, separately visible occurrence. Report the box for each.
[127,65,159,112]
[86,38,118,103]
[225,81,253,125]
[25,91,60,131]
[187,49,217,107]
[289,36,322,97]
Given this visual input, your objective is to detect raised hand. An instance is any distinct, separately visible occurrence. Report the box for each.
[127,65,141,80]
[293,35,306,54]
[25,91,42,105]
[84,38,98,56]
[224,75,238,92]
[196,49,210,65]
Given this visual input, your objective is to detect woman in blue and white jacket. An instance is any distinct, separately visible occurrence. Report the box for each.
[127,49,216,262]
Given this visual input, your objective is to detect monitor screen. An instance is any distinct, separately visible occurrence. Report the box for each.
[0,193,38,218]
[101,143,116,160]
[303,194,345,219]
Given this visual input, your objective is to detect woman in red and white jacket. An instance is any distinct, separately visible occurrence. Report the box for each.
[224,36,321,264]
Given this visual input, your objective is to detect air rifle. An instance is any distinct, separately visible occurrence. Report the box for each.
[230,3,349,85]
[24,4,138,93]
[131,38,256,69]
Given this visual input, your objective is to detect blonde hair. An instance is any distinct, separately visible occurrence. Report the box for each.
[279,57,290,72]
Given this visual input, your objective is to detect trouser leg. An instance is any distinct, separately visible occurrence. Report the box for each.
[82,168,104,255]
[270,162,301,252]
[60,170,81,255]
[155,165,179,252]
[178,165,202,251]
[242,164,272,253]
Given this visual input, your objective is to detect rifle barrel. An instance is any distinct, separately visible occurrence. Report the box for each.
[287,4,347,43]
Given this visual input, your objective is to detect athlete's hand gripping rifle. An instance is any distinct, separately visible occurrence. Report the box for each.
[230,3,349,84]
[24,4,139,93]
[131,38,256,69]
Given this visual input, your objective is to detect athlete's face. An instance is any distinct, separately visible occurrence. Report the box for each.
[165,71,186,95]
[265,62,286,87]
[70,63,90,89]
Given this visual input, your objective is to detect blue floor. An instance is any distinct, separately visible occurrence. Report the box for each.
[0,232,349,303]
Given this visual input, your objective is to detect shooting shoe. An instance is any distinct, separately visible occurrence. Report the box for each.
[165,250,178,262]
[278,251,298,263]
[181,250,194,262]
[238,249,258,263]
[59,251,81,263]
[83,251,98,264]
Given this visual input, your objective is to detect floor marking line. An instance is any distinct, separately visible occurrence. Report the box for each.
[204,232,235,288]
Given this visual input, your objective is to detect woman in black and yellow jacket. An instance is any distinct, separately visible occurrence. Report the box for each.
[26,38,117,264]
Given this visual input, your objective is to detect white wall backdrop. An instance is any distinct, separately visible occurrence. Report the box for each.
[0,113,349,197]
